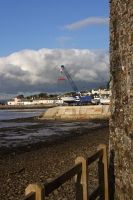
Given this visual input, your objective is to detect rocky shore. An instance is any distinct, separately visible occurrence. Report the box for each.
[0,118,109,200]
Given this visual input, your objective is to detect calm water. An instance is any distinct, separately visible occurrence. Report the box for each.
[0,109,46,120]
[0,109,101,147]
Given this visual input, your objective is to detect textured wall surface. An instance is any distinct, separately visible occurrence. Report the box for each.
[40,105,110,119]
[110,0,133,199]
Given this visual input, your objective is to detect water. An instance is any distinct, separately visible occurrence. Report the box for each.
[0,109,46,120]
[0,109,101,147]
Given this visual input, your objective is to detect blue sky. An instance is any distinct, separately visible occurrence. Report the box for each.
[0,0,110,99]
[0,0,109,57]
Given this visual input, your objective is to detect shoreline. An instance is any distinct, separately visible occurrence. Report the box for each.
[0,104,57,110]
[0,122,109,158]
[0,119,109,200]
[0,116,109,155]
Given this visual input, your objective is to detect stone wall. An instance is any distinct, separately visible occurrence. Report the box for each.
[109,0,133,199]
[40,105,110,120]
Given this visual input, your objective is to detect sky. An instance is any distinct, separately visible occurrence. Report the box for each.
[0,0,110,99]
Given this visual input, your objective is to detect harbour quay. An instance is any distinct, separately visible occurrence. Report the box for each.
[40,105,110,120]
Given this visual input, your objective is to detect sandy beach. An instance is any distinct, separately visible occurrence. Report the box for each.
[0,117,109,200]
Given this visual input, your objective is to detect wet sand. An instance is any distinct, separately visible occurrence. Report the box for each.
[0,118,109,200]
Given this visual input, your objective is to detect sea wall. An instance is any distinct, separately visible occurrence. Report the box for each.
[40,105,110,120]
[110,0,133,199]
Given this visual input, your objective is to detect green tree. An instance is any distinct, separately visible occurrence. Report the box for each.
[17,94,24,99]
[64,92,76,96]
[49,94,58,98]
[98,85,106,90]
[38,93,48,98]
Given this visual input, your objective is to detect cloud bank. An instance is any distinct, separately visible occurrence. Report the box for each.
[63,17,109,30]
[0,48,109,98]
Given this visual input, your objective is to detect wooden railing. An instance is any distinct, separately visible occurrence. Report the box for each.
[21,144,108,200]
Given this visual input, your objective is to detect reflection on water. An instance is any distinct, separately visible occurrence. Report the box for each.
[0,109,46,120]
[0,109,101,147]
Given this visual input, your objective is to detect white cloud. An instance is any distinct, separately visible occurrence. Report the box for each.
[63,17,109,30]
[0,48,109,98]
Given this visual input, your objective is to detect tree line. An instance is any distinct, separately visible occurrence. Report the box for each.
[16,93,58,99]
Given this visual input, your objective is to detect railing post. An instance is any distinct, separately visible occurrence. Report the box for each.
[98,144,109,200]
[98,156,104,200]
[75,156,88,200]
[25,183,45,200]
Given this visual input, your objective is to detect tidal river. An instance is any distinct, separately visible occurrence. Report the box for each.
[0,109,103,147]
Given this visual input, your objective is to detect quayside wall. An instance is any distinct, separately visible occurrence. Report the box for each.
[39,105,110,120]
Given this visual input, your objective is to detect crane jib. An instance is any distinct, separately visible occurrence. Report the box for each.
[61,65,79,93]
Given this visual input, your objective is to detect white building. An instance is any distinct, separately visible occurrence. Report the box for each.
[32,99,55,104]
[7,98,21,105]
[91,89,110,96]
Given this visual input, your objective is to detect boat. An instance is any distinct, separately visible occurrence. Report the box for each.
[91,97,100,104]
[61,96,77,103]
[61,96,81,104]
[91,96,110,105]
[100,97,110,105]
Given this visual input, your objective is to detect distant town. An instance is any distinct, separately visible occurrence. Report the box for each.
[0,85,110,106]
